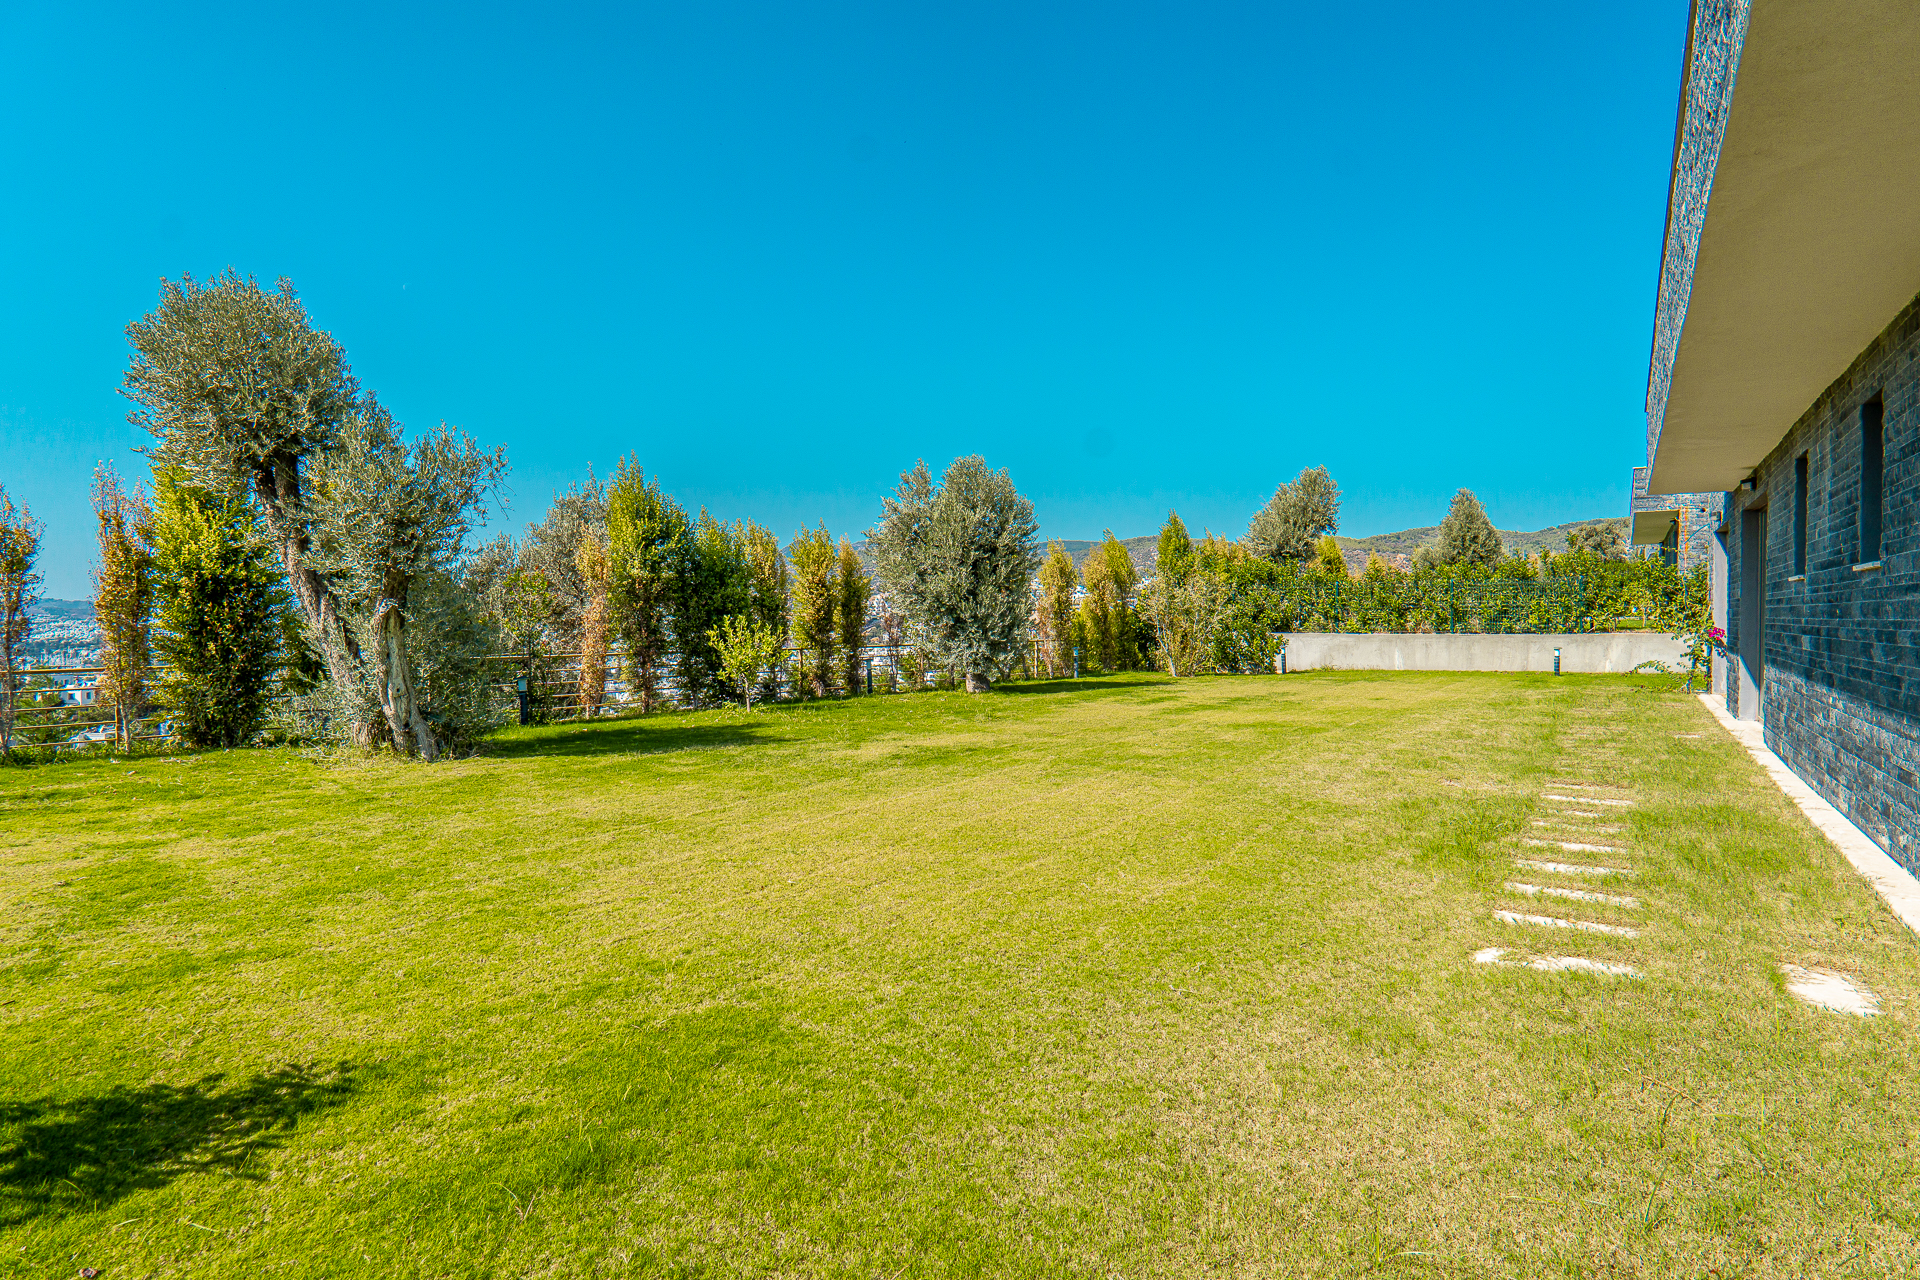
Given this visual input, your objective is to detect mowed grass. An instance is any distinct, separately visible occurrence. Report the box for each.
[3,672,1918,1277]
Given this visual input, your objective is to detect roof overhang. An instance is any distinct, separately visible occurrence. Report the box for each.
[1631,510,1680,545]
[1648,0,1920,494]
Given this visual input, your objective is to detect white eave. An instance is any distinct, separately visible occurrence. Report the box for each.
[1646,0,1920,495]
[1629,510,1680,546]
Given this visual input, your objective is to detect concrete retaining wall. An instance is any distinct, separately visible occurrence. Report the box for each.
[1279,632,1689,674]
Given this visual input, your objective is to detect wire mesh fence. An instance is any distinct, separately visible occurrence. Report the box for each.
[1260,576,1591,635]
[0,642,974,751]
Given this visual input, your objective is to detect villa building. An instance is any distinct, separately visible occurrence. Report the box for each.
[1627,465,1720,570]
[1643,2,1920,869]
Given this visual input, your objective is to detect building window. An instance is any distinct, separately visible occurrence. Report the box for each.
[1793,453,1808,574]
[1861,396,1885,564]
[1850,397,1881,564]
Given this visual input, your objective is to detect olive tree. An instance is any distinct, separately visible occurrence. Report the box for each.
[1427,488,1504,568]
[869,457,1039,694]
[521,472,607,652]
[1245,465,1341,563]
[303,399,506,759]
[123,272,369,733]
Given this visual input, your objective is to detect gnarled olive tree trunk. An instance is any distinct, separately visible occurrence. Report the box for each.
[369,596,437,761]
[255,461,379,746]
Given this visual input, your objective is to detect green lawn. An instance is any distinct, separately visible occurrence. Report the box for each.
[2,672,1916,1277]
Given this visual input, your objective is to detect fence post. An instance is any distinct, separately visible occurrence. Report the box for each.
[865,657,873,695]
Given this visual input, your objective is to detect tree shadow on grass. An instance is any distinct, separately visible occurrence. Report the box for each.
[484,718,792,761]
[0,1062,357,1225]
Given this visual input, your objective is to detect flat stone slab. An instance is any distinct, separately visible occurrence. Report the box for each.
[1474,947,1640,978]
[1506,881,1641,908]
[1523,837,1627,854]
[1781,964,1880,1017]
[1496,909,1639,938]
[1516,858,1635,879]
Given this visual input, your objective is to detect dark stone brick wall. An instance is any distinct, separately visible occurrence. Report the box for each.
[1726,291,1920,871]
[1629,466,1722,569]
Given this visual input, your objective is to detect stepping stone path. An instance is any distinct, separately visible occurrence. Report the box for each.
[1780,964,1880,1017]
[1473,770,1886,1016]
[1476,781,1646,978]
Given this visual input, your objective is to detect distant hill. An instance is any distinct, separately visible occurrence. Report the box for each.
[816,521,1630,586]
[29,598,94,621]
[1336,517,1629,566]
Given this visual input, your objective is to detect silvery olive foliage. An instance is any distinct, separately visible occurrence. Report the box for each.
[520,472,608,652]
[124,273,367,716]
[125,273,508,759]
[1425,488,1504,569]
[869,457,1039,693]
[1244,465,1342,564]
[303,398,507,758]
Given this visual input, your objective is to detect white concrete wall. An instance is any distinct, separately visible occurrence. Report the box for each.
[1279,632,1691,674]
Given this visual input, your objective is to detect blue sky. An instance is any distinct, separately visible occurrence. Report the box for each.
[0,2,1687,597]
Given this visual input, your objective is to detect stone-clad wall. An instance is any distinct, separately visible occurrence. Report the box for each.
[1629,467,1723,570]
[1727,292,1920,871]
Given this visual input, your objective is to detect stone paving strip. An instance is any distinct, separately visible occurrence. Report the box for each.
[1522,837,1627,854]
[1780,965,1880,1017]
[1473,947,1640,978]
[1531,820,1627,833]
[1504,881,1641,908]
[1476,776,1644,977]
[1494,909,1640,938]
[1513,857,1635,878]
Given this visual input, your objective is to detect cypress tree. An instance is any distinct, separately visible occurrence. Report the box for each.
[743,521,789,701]
[674,512,750,706]
[1435,489,1503,568]
[837,538,872,695]
[1036,542,1078,677]
[787,525,837,697]
[149,469,281,747]
[1156,511,1194,585]
[574,531,611,716]
[606,457,685,712]
[91,464,152,750]
[0,487,43,752]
